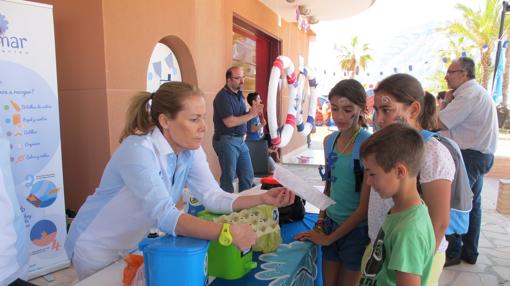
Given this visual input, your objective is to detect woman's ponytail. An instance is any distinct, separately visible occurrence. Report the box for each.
[419,91,438,131]
[119,92,155,142]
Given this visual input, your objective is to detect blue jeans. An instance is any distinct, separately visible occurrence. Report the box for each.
[446,149,494,261]
[212,135,254,193]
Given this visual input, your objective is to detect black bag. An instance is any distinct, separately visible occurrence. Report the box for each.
[260,176,305,224]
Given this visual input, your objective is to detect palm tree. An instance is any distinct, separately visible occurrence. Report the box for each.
[503,34,510,108]
[439,37,476,61]
[440,0,507,89]
[338,36,373,79]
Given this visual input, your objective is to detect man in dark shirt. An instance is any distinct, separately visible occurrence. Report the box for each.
[213,66,263,193]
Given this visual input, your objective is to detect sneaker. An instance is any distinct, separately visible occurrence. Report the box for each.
[444,256,461,267]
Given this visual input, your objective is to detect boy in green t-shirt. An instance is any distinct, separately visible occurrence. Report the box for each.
[359,124,435,286]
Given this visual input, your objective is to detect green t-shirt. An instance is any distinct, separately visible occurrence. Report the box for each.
[326,152,366,227]
[360,203,435,286]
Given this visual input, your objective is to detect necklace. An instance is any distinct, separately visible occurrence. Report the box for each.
[338,128,361,154]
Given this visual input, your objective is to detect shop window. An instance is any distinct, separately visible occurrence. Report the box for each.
[232,31,257,95]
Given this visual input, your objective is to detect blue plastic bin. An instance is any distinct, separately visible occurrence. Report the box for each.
[139,235,210,286]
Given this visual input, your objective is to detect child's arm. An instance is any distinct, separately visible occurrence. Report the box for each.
[396,271,420,286]
[421,179,451,251]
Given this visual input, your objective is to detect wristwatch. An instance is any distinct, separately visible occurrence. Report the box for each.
[218,223,233,246]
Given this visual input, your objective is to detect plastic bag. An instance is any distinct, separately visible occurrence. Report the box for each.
[123,254,144,286]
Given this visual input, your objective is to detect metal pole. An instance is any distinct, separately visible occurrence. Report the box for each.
[492,1,508,93]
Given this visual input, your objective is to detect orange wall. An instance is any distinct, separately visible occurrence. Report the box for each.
[35,0,313,210]
[33,0,111,211]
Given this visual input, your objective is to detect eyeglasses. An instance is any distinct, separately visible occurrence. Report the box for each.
[230,76,245,80]
[446,69,465,75]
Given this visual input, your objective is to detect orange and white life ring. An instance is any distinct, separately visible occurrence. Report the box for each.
[267,56,299,147]
[296,67,318,136]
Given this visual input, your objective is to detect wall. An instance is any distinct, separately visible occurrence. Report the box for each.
[35,0,313,210]
[33,0,111,211]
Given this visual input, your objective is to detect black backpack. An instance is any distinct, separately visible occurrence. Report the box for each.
[260,176,306,224]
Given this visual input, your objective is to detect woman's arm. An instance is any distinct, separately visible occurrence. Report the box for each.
[175,213,256,251]
[232,187,295,210]
[421,179,451,252]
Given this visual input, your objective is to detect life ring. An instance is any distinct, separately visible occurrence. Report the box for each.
[296,67,318,136]
[267,56,299,147]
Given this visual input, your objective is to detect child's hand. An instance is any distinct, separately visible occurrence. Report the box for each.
[294,230,332,246]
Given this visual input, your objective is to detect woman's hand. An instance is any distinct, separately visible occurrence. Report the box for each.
[261,187,295,208]
[294,230,332,246]
[230,224,257,252]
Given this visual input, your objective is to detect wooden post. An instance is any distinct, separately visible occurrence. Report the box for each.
[497,179,510,214]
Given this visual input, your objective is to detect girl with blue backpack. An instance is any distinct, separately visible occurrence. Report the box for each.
[296,79,371,286]
[366,74,455,285]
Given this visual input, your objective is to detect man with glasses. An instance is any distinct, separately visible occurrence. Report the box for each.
[213,66,263,193]
[438,57,498,267]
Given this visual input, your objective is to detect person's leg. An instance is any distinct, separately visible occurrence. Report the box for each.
[267,155,276,174]
[337,226,368,286]
[445,234,462,265]
[459,151,494,264]
[237,141,254,192]
[338,265,361,286]
[212,137,238,193]
[322,260,342,286]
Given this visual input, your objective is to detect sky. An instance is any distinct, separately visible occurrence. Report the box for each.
[309,0,484,95]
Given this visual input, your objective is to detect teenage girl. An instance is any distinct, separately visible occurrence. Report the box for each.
[367,73,454,286]
[296,79,371,286]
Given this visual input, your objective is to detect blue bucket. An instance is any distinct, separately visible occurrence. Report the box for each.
[139,235,210,286]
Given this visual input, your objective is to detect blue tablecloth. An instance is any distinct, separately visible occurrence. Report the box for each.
[211,213,323,286]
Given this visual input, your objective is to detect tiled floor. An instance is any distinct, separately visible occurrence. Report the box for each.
[29,142,510,285]
[438,177,510,286]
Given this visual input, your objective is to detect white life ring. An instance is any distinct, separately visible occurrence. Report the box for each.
[267,56,299,147]
[296,67,318,136]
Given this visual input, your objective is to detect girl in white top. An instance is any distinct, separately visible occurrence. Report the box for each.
[367,74,455,286]
[65,82,295,280]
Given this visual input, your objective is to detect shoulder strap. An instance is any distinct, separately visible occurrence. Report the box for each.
[325,131,340,155]
[352,128,371,193]
[352,128,372,161]
[320,131,340,182]
[419,129,436,142]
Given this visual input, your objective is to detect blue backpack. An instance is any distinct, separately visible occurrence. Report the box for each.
[319,129,372,193]
[419,130,473,235]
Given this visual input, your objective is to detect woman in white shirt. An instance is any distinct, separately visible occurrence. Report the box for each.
[65,82,295,280]
[367,74,455,286]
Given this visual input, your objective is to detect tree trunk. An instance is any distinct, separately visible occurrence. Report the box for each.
[481,50,492,89]
[503,36,510,107]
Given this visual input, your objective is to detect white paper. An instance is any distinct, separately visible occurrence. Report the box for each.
[273,165,335,210]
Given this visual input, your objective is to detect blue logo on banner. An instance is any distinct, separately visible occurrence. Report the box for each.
[0,13,28,49]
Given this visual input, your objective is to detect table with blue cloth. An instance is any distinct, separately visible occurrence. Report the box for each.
[210,213,323,286]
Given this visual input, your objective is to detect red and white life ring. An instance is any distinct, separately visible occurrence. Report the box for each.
[267,56,299,147]
[296,67,318,137]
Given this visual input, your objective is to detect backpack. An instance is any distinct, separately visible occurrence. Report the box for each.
[320,129,372,193]
[419,130,473,235]
[260,176,306,224]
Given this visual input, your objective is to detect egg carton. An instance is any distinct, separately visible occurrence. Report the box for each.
[214,205,282,253]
